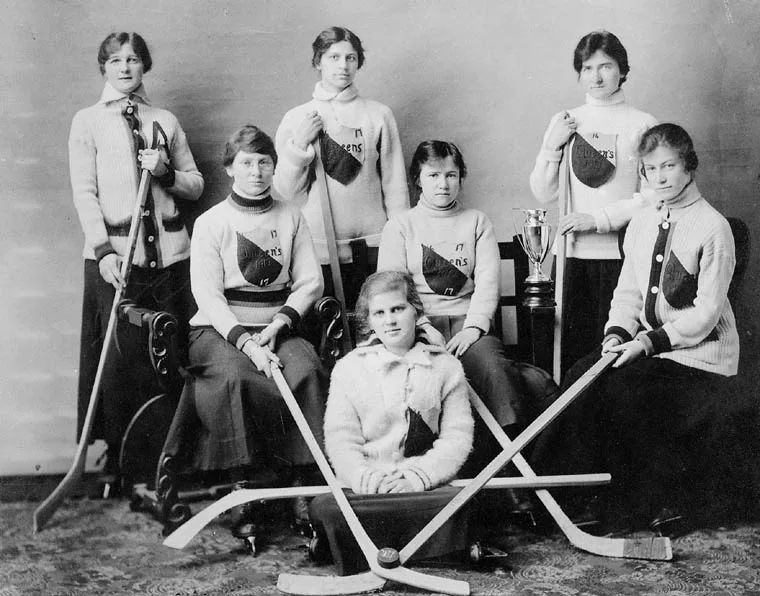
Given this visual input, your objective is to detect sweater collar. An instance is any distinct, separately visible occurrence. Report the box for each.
[228,188,274,212]
[312,81,359,102]
[354,336,447,368]
[585,87,626,107]
[416,197,462,217]
[99,81,150,105]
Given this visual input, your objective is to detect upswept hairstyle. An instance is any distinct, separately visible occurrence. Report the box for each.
[98,32,152,75]
[409,140,468,191]
[573,30,629,86]
[222,125,278,168]
[354,271,424,339]
[637,123,699,175]
[311,26,366,69]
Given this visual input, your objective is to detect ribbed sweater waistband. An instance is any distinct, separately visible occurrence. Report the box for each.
[224,288,290,305]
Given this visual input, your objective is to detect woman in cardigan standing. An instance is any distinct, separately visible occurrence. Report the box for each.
[70,32,204,482]
[274,25,409,309]
[529,30,657,379]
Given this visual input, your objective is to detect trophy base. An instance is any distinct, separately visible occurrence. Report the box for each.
[523,278,555,309]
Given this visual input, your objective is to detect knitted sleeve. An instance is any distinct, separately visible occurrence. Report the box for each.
[69,110,113,260]
[282,210,325,323]
[376,216,410,272]
[376,105,410,220]
[323,356,371,490]
[529,111,566,205]
[398,359,474,490]
[189,210,244,344]
[604,217,645,343]
[163,113,204,201]
[650,218,735,352]
[463,212,500,333]
[272,106,316,207]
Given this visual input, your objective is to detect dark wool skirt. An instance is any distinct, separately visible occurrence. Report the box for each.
[309,487,469,576]
[530,350,737,527]
[162,327,327,472]
[77,258,194,446]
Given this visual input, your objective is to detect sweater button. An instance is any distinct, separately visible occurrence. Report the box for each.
[662,222,670,230]
[148,235,155,242]
[655,254,663,262]
[651,286,658,294]
[150,261,157,268]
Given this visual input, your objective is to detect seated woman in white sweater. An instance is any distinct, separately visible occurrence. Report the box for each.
[309,270,473,575]
[530,124,740,537]
[161,125,327,537]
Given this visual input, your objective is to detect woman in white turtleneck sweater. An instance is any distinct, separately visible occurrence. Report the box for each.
[274,26,409,308]
[529,30,657,378]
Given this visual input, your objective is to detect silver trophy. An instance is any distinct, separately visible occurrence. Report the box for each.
[513,208,553,282]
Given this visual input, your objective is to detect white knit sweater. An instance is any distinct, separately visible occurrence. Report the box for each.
[324,341,473,493]
[377,199,500,334]
[605,182,739,376]
[273,83,409,264]
[529,89,657,259]
[69,83,204,266]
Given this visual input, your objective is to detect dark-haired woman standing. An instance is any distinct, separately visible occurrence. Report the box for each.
[274,26,409,307]
[70,32,204,481]
[529,30,657,378]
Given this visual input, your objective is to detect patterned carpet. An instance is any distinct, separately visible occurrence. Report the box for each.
[2,496,760,596]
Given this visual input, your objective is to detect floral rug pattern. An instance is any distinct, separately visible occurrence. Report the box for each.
[2,498,760,596]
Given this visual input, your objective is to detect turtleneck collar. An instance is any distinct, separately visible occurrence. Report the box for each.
[653,178,702,221]
[99,81,150,105]
[312,82,359,102]
[417,195,461,217]
[585,87,626,107]
[229,186,274,212]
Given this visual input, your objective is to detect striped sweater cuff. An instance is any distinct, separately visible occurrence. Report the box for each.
[155,168,175,188]
[276,306,300,329]
[228,325,251,349]
[645,328,672,354]
[94,242,117,263]
[603,326,633,345]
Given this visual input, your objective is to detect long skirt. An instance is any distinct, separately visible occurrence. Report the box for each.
[77,258,194,446]
[530,350,737,527]
[309,487,469,576]
[162,327,327,472]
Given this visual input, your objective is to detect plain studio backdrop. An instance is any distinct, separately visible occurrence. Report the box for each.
[0,0,757,477]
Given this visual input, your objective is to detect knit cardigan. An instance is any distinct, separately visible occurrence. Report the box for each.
[377,199,500,334]
[324,340,473,493]
[273,83,409,264]
[604,182,739,376]
[529,89,657,260]
[69,83,204,267]
[188,192,324,350]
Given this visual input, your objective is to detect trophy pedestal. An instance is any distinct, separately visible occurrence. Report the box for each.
[523,278,555,309]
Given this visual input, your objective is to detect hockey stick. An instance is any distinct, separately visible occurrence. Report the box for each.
[163,474,611,550]
[399,351,618,561]
[468,386,672,560]
[313,137,353,356]
[34,168,152,533]
[552,130,572,385]
[270,365,469,596]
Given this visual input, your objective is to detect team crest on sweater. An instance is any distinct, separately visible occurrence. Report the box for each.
[663,251,698,309]
[572,132,617,188]
[236,232,283,287]
[421,244,469,296]
[319,124,365,186]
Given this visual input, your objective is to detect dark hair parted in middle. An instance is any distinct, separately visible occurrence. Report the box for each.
[409,140,468,191]
[97,32,152,75]
[223,125,278,168]
[573,30,630,86]
[355,270,424,339]
[311,26,366,69]
[638,123,699,172]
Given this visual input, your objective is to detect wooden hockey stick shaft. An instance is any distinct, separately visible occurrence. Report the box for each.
[33,169,152,534]
[271,365,469,596]
[399,351,618,562]
[552,132,572,385]
[313,138,353,356]
[163,473,610,550]
[469,385,672,561]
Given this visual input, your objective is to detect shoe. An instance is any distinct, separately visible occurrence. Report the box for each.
[649,507,688,538]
